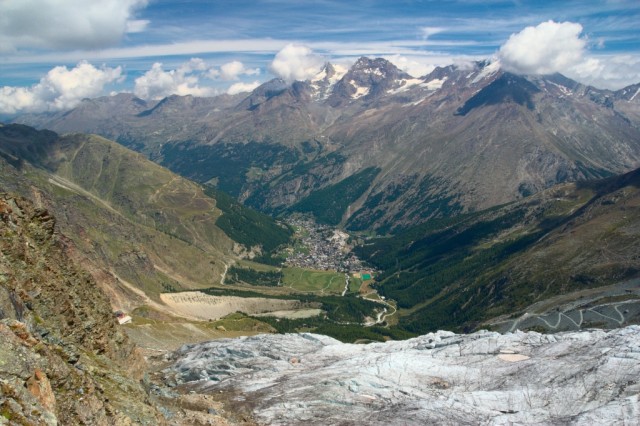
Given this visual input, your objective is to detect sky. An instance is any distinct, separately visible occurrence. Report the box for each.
[1,0,640,114]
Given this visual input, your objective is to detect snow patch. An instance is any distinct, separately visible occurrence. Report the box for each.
[350,80,370,99]
[310,64,348,99]
[630,88,640,102]
[311,68,327,82]
[362,67,385,77]
[387,78,423,94]
[330,64,348,84]
[419,77,447,90]
[547,81,572,96]
[471,60,501,84]
[403,95,432,107]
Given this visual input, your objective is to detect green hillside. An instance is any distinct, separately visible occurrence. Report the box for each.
[206,186,292,254]
[291,167,380,225]
[356,169,640,333]
[0,124,236,301]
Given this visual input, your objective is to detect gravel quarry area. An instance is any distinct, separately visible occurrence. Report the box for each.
[161,326,640,425]
[253,308,323,319]
[160,291,303,320]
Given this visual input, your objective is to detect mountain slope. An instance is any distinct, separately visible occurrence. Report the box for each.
[0,124,291,310]
[355,168,640,333]
[0,193,163,424]
[15,59,640,232]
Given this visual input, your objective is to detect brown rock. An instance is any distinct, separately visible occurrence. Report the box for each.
[7,319,38,347]
[26,367,57,412]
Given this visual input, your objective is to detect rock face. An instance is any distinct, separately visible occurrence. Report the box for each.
[164,328,640,425]
[0,194,163,424]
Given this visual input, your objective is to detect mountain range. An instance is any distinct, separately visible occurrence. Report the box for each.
[16,57,640,232]
[3,55,640,422]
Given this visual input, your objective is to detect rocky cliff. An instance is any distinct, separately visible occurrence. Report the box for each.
[0,194,163,424]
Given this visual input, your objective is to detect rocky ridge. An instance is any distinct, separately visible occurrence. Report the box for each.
[0,194,163,424]
[162,328,640,425]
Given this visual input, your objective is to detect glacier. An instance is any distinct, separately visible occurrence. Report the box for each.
[162,326,640,425]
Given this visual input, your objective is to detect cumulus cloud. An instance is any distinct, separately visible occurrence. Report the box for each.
[498,20,586,75]
[270,44,324,82]
[498,20,640,89]
[227,81,261,95]
[208,60,260,80]
[134,59,218,100]
[385,55,438,77]
[133,58,264,99]
[0,61,122,114]
[568,54,640,90]
[0,0,148,52]
[220,61,260,80]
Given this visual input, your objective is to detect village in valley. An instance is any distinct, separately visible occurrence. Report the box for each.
[284,216,374,279]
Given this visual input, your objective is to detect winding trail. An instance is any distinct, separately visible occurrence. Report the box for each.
[509,303,630,333]
[378,301,397,325]
[220,263,229,285]
[362,291,397,327]
[108,269,169,314]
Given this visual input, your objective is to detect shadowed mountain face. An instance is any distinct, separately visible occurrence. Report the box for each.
[15,58,640,232]
[455,73,540,115]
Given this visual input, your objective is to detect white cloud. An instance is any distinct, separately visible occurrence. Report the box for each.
[0,61,122,114]
[420,27,445,40]
[568,54,640,90]
[221,61,245,80]
[227,81,261,95]
[125,19,150,33]
[385,55,438,77]
[217,61,260,80]
[0,0,148,52]
[498,20,640,89]
[270,44,324,82]
[133,58,264,99]
[134,60,218,100]
[180,58,208,73]
[498,21,586,75]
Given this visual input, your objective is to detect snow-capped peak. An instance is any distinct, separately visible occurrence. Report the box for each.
[310,63,348,99]
[471,60,501,84]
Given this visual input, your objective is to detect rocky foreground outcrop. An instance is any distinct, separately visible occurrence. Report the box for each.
[163,328,640,425]
[0,194,163,424]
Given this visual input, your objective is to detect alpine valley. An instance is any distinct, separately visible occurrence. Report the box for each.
[3,57,640,424]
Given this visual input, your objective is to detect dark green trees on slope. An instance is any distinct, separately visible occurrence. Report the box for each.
[206,187,292,255]
[356,169,640,333]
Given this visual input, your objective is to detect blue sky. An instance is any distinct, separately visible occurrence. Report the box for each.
[1,0,639,114]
